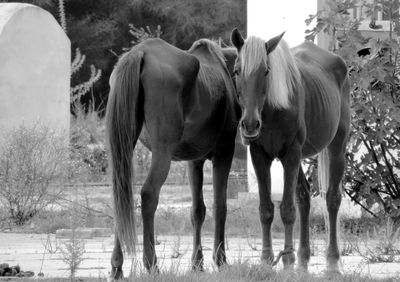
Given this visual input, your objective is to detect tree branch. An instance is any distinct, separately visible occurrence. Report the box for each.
[344,188,377,218]
[380,143,400,195]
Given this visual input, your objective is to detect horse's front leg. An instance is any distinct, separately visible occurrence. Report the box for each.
[250,144,274,264]
[141,150,172,272]
[280,146,301,269]
[211,145,234,268]
[296,168,311,271]
[188,159,206,271]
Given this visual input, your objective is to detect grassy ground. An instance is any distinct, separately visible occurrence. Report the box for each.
[11,263,400,282]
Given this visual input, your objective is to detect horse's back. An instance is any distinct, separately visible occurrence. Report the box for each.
[172,40,238,160]
[135,38,237,160]
[292,41,350,157]
[293,41,348,90]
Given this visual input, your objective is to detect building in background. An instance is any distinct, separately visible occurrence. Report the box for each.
[318,0,398,50]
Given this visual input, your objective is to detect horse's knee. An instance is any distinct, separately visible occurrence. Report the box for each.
[214,202,227,220]
[259,202,274,225]
[141,189,158,217]
[296,186,310,210]
[191,201,206,225]
[280,201,296,225]
[326,189,341,214]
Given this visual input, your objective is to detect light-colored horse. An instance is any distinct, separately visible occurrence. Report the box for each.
[231,28,350,272]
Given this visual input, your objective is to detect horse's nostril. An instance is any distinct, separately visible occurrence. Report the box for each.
[241,120,246,131]
[255,120,261,130]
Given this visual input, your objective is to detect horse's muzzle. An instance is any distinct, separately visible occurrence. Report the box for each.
[240,128,260,145]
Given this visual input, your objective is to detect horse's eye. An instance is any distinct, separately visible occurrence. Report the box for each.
[233,69,240,76]
[265,67,270,76]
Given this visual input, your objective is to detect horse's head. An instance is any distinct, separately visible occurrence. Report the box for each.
[231,28,285,144]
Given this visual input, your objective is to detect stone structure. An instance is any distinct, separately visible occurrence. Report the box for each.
[0,3,70,134]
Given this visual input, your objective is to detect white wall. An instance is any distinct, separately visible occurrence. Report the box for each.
[0,3,70,136]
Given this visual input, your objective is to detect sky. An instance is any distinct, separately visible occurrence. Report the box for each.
[246,0,317,194]
[248,0,317,47]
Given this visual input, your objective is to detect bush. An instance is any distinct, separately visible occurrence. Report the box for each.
[70,103,107,182]
[0,123,70,225]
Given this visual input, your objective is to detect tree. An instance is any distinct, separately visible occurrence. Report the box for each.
[306,0,400,224]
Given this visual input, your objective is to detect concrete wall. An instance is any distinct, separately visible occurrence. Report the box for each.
[0,3,70,135]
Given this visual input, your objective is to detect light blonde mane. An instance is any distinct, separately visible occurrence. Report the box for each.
[241,36,300,109]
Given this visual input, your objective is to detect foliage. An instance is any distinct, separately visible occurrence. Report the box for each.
[0,123,69,225]
[56,0,102,106]
[306,0,400,224]
[70,103,107,182]
[359,218,400,262]
[70,49,102,105]
[128,24,162,46]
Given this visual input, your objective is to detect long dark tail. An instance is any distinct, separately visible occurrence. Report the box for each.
[106,50,144,254]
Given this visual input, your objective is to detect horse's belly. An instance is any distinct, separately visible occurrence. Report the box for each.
[302,101,341,158]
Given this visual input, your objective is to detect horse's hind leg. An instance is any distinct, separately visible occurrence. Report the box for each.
[296,168,311,271]
[141,150,172,272]
[250,144,274,264]
[212,143,235,267]
[325,147,345,273]
[188,159,206,271]
[110,236,123,280]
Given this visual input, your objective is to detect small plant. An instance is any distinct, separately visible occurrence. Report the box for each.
[0,123,69,225]
[60,227,86,281]
[57,0,102,105]
[310,225,319,257]
[171,235,183,259]
[359,218,400,263]
[38,233,61,277]
[60,188,86,281]
[340,233,360,256]
[128,24,162,46]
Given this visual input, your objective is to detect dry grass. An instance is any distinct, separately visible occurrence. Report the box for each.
[11,263,400,282]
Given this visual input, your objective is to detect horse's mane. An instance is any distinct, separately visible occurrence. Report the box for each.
[241,36,301,109]
[188,39,236,100]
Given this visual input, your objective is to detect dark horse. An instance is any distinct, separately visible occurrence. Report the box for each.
[106,38,238,279]
[231,29,350,272]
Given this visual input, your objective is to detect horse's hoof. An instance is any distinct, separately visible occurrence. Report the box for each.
[217,262,230,272]
[261,255,274,266]
[109,267,123,281]
[191,262,204,272]
[261,248,274,266]
[296,265,309,273]
[324,268,342,277]
[148,265,160,275]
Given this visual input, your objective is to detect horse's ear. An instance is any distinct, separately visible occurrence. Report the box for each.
[231,28,244,51]
[265,32,285,54]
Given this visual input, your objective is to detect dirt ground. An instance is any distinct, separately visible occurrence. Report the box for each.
[0,232,399,279]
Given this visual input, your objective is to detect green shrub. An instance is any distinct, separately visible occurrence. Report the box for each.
[0,123,70,225]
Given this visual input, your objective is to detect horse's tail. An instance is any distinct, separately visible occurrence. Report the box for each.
[318,147,330,234]
[106,50,144,254]
[317,147,329,199]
